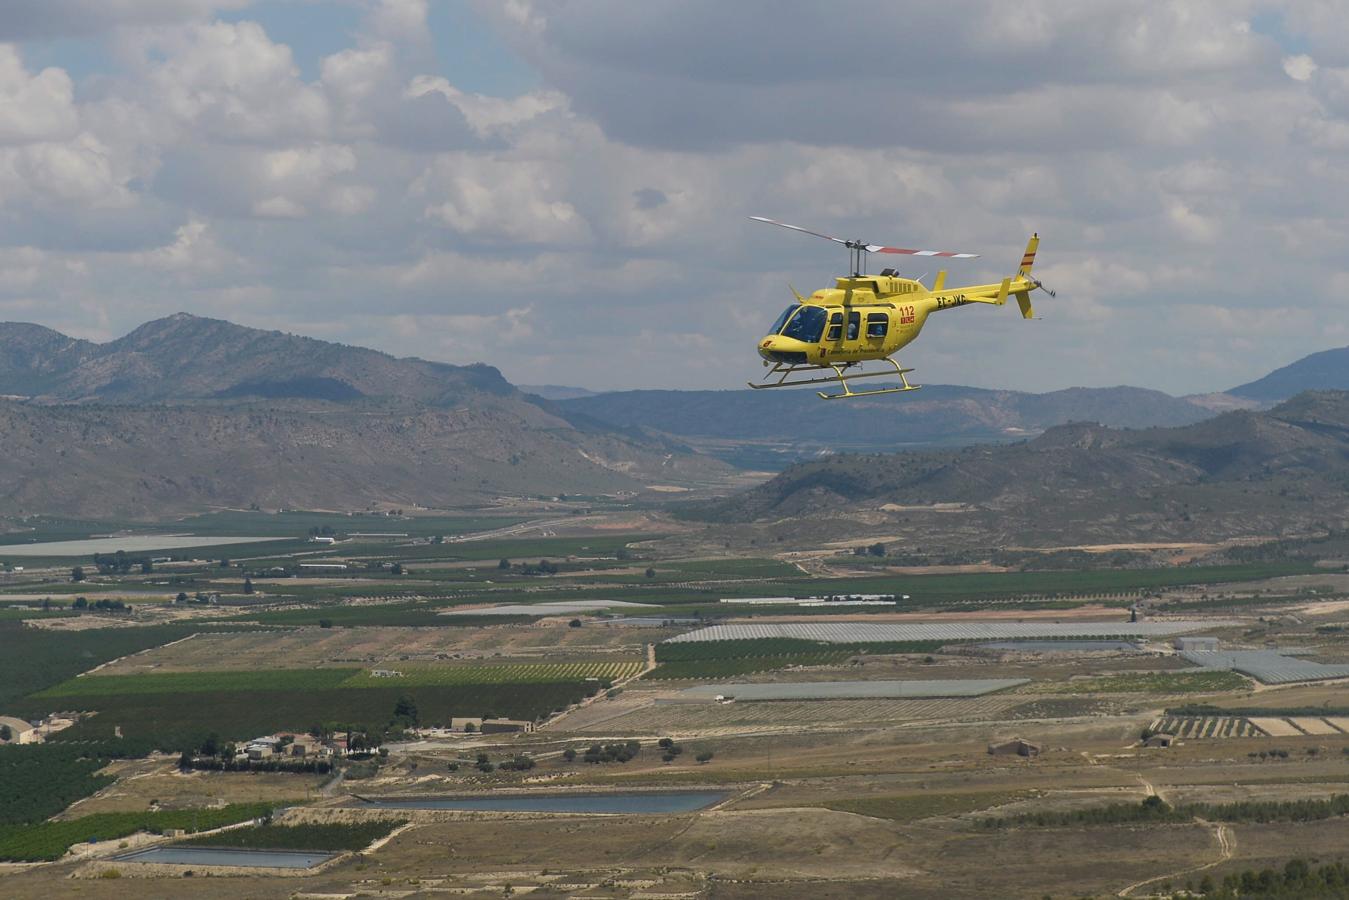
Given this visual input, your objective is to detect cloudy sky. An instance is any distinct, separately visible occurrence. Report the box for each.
[2,0,1347,394]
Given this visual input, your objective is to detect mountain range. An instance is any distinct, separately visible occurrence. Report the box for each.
[555,347,1349,467]
[1,313,1346,523]
[684,390,1349,549]
[0,314,732,519]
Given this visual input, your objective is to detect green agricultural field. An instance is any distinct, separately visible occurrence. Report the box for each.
[1023,670,1250,695]
[0,745,115,828]
[37,668,359,698]
[647,637,945,679]
[341,660,644,687]
[0,802,285,862]
[0,621,214,707]
[21,683,597,749]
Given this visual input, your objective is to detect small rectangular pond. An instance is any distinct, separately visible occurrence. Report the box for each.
[358,791,727,814]
[115,846,336,868]
[0,535,285,557]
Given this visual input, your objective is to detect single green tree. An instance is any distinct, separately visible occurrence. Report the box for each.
[71,566,85,582]
[243,577,254,595]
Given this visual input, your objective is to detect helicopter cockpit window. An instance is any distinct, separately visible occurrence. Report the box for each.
[826,311,843,341]
[779,306,827,343]
[768,306,796,336]
[866,312,889,338]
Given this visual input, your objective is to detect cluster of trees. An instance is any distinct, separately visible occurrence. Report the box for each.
[518,559,560,576]
[1165,859,1349,898]
[91,552,154,575]
[179,752,333,775]
[566,741,642,764]
[980,795,1185,829]
[1249,748,1293,760]
[70,597,128,612]
[852,543,888,557]
[985,792,1349,831]
[470,751,535,773]
[1,745,115,828]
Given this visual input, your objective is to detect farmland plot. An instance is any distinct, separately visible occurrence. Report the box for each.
[567,696,1024,734]
[341,661,645,686]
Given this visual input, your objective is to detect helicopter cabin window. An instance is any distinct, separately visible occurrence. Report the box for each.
[866,312,889,338]
[846,311,860,340]
[779,305,827,343]
[826,311,844,340]
[768,306,796,335]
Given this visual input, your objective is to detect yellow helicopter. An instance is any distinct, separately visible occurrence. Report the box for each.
[748,216,1050,399]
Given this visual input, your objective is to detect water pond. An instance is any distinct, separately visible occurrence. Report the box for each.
[115,846,336,868]
[0,535,284,557]
[359,791,727,814]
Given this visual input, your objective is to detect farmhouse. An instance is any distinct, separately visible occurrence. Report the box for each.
[0,715,37,744]
[988,737,1041,758]
[481,718,534,734]
[1144,733,1176,748]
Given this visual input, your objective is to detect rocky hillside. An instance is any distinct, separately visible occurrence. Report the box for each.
[686,391,1349,547]
[0,314,732,517]
[0,313,512,405]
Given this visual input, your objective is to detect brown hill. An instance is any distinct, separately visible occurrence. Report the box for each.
[687,391,1349,548]
[0,313,511,405]
[0,315,733,518]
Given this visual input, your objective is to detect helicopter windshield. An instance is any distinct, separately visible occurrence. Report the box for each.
[767,306,796,335]
[779,306,827,343]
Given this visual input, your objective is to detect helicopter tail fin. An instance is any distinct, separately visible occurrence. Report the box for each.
[1018,234,1039,276]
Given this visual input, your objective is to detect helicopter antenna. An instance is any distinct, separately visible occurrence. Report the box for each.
[748,216,978,277]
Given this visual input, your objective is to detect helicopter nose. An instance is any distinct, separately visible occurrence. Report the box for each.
[758,335,809,365]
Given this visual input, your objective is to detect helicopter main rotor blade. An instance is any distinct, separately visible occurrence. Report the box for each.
[748,216,979,258]
[747,216,851,247]
[866,244,979,258]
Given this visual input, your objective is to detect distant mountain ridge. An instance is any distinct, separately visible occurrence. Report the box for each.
[687,390,1349,548]
[0,314,732,517]
[1228,346,1349,403]
[0,312,511,405]
[558,345,1349,468]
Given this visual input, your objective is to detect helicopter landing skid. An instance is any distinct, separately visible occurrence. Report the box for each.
[747,358,920,400]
